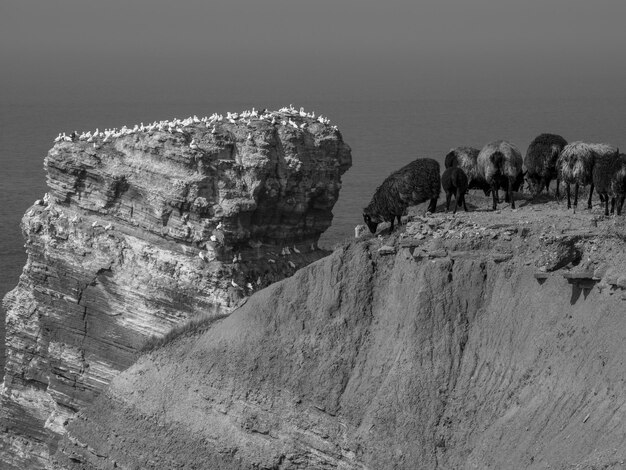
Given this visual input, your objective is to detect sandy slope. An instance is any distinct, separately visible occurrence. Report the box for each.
[53,194,626,469]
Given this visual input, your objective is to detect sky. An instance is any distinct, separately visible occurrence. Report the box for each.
[2,0,626,104]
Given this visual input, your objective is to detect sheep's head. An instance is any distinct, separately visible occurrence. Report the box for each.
[527,179,542,196]
[363,211,380,234]
[513,170,527,193]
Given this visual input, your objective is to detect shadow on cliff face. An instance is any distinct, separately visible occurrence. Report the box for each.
[53,217,626,470]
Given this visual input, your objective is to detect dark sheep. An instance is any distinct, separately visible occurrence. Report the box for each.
[444,146,491,195]
[592,145,621,215]
[524,133,568,197]
[610,154,626,215]
[363,158,441,234]
[477,140,524,210]
[441,166,469,213]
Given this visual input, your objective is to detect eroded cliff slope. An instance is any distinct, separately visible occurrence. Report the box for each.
[1,107,351,469]
[54,200,626,469]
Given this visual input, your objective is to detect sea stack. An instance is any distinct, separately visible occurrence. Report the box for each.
[0,107,352,469]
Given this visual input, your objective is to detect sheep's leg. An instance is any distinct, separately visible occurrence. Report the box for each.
[453,189,460,214]
[587,184,594,209]
[462,192,469,212]
[396,214,402,226]
[566,183,571,209]
[556,178,560,199]
[509,176,515,209]
[389,218,395,232]
[427,197,437,214]
[492,183,498,211]
[618,196,625,215]
[574,184,579,212]
[445,192,452,212]
[611,197,616,215]
[604,194,609,216]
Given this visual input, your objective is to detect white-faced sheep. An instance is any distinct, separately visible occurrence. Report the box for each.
[524,133,567,197]
[363,158,440,234]
[441,166,469,213]
[591,144,621,215]
[477,140,524,211]
[444,146,491,195]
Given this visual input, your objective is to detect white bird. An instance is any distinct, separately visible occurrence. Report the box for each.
[246,282,253,290]
[283,246,291,256]
[247,133,252,141]
[43,193,50,204]
[268,258,276,263]
[293,245,300,254]
[310,243,317,251]
[104,223,113,231]
[231,279,240,289]
[189,139,198,150]
[54,134,63,143]
[288,261,296,269]
[211,126,217,134]
[210,235,217,242]
[256,277,262,285]
[199,251,208,261]
[233,255,239,263]
[91,221,99,228]
[216,222,223,230]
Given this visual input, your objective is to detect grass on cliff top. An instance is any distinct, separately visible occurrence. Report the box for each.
[140,311,228,354]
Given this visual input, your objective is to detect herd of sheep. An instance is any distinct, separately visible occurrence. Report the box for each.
[362,133,625,234]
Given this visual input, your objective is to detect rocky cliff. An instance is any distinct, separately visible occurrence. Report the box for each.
[1,107,351,469]
[52,199,626,469]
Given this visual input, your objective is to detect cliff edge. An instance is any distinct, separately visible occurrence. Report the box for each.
[53,197,626,469]
[1,107,351,469]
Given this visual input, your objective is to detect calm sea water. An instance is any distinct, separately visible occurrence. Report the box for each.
[2,97,626,368]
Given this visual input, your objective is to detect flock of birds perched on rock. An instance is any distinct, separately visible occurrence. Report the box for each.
[52,105,337,147]
[364,133,626,234]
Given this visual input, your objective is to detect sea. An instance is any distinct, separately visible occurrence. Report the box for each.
[2,97,626,370]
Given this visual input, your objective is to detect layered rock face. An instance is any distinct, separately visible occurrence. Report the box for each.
[1,108,351,469]
[53,203,626,469]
